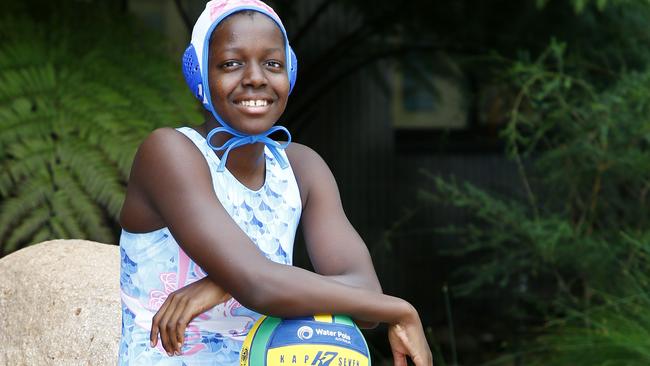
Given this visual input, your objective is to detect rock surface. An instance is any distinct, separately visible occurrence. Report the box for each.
[0,240,120,365]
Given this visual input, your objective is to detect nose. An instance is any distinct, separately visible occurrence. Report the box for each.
[242,62,267,88]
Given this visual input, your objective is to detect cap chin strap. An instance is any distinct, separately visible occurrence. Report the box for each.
[205,110,292,172]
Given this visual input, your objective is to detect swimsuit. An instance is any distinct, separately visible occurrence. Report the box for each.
[118,127,302,365]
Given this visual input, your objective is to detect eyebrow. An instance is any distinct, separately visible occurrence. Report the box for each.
[220,47,284,53]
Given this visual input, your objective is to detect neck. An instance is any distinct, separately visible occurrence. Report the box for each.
[198,120,266,189]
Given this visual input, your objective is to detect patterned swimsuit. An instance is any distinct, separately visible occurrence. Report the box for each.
[118,127,302,365]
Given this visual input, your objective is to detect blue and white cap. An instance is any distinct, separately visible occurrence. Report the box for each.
[182,0,298,172]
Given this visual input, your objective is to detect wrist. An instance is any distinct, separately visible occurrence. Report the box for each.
[384,297,418,325]
[398,300,419,325]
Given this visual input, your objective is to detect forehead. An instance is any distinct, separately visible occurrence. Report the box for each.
[210,11,285,51]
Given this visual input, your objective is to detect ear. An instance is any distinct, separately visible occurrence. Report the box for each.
[288,46,298,94]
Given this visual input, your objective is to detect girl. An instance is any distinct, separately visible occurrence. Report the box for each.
[118,1,432,365]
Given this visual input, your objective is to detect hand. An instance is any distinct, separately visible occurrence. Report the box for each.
[150,277,231,356]
[388,305,433,366]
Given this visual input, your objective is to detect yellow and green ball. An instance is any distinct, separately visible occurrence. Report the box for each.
[240,314,370,366]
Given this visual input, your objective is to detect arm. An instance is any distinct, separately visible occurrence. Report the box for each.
[287,143,382,327]
[130,129,431,365]
[151,143,378,351]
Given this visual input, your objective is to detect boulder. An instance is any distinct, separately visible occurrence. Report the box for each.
[0,240,120,365]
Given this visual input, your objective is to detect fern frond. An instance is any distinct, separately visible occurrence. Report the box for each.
[0,14,201,254]
[50,190,86,239]
[0,64,55,102]
[57,141,125,219]
[49,216,69,239]
[0,100,54,147]
[30,226,51,245]
[53,166,114,243]
[5,138,54,184]
[0,174,50,240]
[4,206,50,253]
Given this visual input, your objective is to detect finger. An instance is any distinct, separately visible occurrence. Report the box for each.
[412,353,431,366]
[150,298,172,347]
[392,349,408,366]
[150,316,160,348]
[175,314,190,354]
[410,345,432,365]
[413,345,433,366]
[159,295,179,356]
[167,296,191,355]
[175,302,195,352]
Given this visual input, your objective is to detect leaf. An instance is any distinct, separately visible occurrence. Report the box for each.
[596,0,608,11]
[0,13,201,254]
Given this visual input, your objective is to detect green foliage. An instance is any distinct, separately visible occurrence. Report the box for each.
[526,233,650,365]
[443,44,650,362]
[536,0,640,13]
[0,6,201,254]
[413,1,650,363]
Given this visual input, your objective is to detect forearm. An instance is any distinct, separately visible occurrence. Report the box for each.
[325,272,382,328]
[327,272,382,293]
[198,267,382,327]
[229,262,411,326]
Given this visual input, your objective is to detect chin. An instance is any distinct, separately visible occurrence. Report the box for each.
[237,123,277,136]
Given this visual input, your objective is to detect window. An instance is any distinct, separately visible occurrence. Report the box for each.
[392,52,505,153]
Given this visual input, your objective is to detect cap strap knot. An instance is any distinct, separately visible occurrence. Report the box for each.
[206,125,292,172]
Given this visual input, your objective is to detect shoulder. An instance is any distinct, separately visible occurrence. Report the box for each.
[138,127,195,157]
[285,142,336,206]
[121,127,210,230]
[285,142,331,179]
[130,127,212,196]
[285,142,325,169]
[133,128,204,172]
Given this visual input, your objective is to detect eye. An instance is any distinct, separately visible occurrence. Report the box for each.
[265,60,283,70]
[220,60,242,70]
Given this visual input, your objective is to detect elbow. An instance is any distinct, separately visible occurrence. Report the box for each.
[226,265,293,315]
[236,284,276,312]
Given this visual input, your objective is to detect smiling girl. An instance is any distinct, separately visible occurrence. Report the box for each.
[118,1,432,365]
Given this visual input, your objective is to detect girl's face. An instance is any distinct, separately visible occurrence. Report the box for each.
[208,12,290,135]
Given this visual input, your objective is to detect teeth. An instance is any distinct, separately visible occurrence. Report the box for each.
[239,100,268,107]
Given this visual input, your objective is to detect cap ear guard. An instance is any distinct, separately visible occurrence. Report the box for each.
[288,45,298,94]
[182,44,208,105]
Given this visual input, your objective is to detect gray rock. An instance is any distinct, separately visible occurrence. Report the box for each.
[0,240,120,365]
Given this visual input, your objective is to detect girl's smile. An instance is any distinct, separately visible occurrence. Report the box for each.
[233,95,274,115]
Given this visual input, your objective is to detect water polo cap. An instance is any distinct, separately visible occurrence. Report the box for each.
[182,0,298,172]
